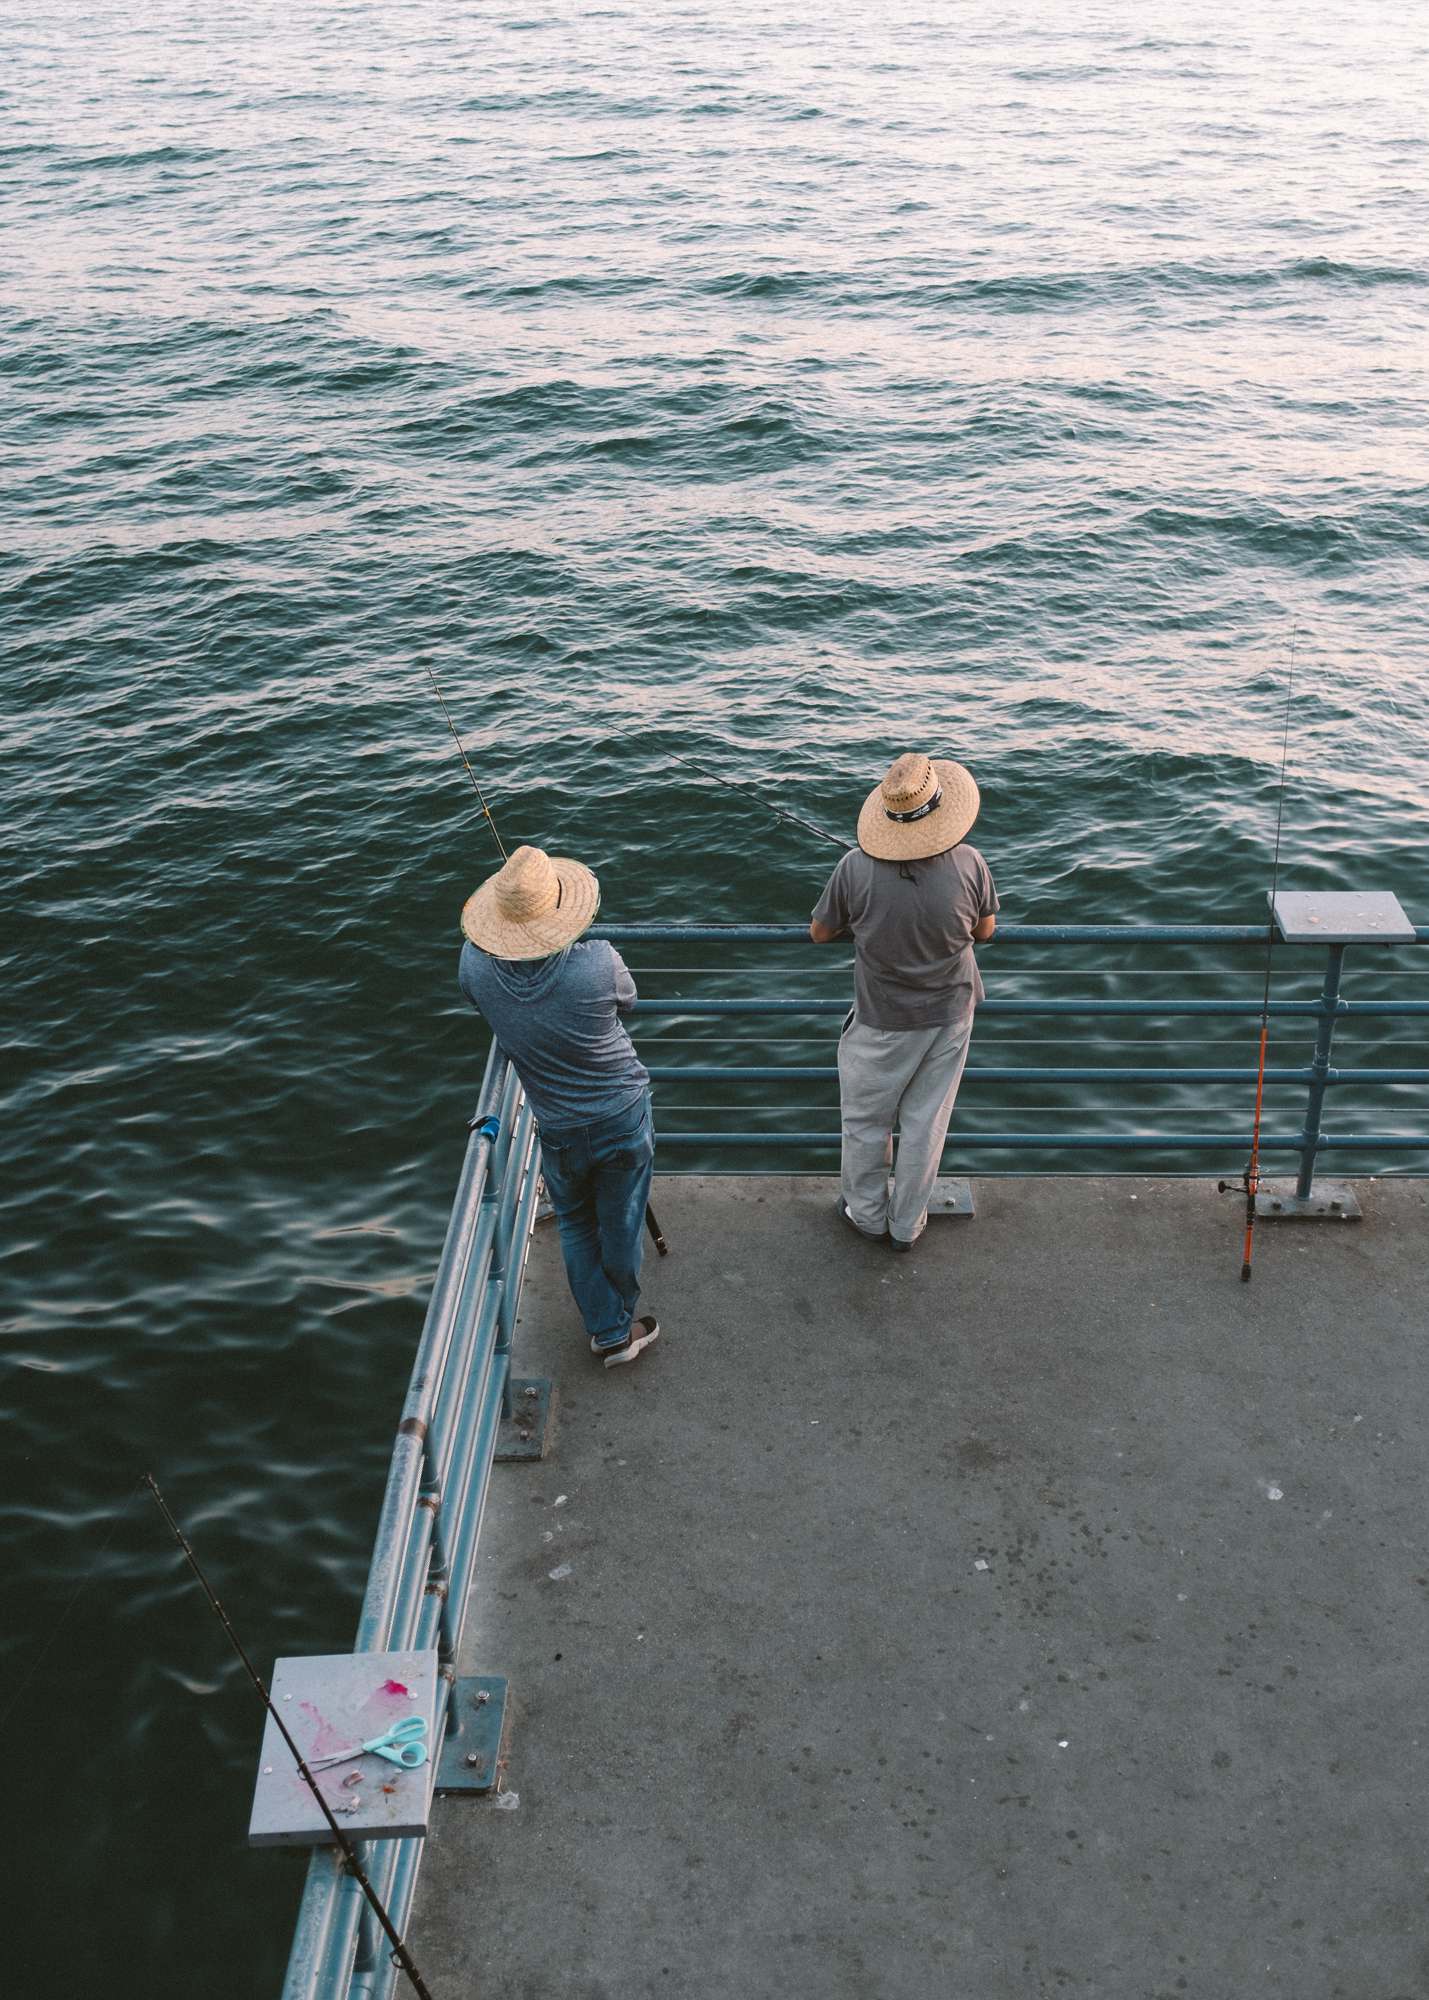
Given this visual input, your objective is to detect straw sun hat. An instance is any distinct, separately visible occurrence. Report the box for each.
[856,752,979,862]
[461,845,600,960]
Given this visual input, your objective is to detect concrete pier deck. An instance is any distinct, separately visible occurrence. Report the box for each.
[411,1177,1429,2000]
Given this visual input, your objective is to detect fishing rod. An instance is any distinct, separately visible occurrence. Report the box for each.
[423,663,508,860]
[670,751,851,852]
[1219,627,1299,1284]
[144,1474,437,2000]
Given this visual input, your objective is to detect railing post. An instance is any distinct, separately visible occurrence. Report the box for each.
[1297,943,1346,1200]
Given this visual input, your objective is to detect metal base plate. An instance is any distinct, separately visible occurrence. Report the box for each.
[496,1376,555,1460]
[435,1675,509,1794]
[1253,1179,1362,1221]
[927,1178,975,1217]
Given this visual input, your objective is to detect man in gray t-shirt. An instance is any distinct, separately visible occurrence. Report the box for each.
[811,752,998,1248]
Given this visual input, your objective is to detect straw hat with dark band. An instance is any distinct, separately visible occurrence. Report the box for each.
[461,845,600,960]
[856,752,979,862]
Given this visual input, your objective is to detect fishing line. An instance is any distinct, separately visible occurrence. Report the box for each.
[670,751,851,853]
[1220,626,1299,1284]
[423,663,508,861]
[144,1474,436,2000]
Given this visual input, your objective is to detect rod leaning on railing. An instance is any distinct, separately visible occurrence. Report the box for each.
[282,1045,542,2000]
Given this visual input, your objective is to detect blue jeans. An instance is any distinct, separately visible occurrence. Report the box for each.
[537,1090,655,1349]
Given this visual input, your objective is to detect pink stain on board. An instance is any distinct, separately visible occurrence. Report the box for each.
[300,1698,344,1755]
[297,1698,348,1797]
[381,1679,410,1697]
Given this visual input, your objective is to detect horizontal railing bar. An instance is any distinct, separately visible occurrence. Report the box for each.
[652,1131,1429,1150]
[649,1065,1310,1083]
[601,924,1269,942]
[624,969,1321,981]
[644,1065,1429,1085]
[633,998,1429,1019]
[623,968,1335,982]
[598,923,1429,946]
[651,1164,1429,1181]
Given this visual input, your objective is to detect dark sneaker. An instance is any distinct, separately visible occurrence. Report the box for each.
[836,1196,887,1242]
[592,1315,660,1369]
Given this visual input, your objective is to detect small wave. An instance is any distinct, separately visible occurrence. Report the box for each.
[1059,380,1203,412]
[700,270,818,300]
[456,86,654,115]
[577,430,664,461]
[1009,63,1118,82]
[722,401,816,442]
[697,258,1413,317]
[912,256,1427,311]
[1162,497,1429,564]
[490,271,663,303]
[389,376,623,447]
[1284,255,1425,287]
[46,142,224,172]
[553,147,642,164]
[442,544,588,602]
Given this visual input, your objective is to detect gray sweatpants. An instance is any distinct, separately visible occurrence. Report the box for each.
[837,1012,973,1244]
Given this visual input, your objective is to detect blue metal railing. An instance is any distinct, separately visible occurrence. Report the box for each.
[281,1045,542,2000]
[598,921,1429,1191]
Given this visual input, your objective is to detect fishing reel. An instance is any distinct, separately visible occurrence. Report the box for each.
[1217,1166,1263,1283]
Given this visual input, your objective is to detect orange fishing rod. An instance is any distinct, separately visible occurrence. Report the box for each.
[1222,629,1298,1282]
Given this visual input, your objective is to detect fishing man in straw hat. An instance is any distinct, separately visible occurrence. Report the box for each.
[459,845,660,1368]
[810,752,998,1250]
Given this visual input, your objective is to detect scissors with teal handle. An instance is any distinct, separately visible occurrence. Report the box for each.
[308,1715,428,1772]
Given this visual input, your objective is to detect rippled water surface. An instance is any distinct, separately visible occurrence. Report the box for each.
[4,1,1428,1989]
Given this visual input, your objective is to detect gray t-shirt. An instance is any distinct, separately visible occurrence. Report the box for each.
[811,844,999,1030]
[459,937,649,1135]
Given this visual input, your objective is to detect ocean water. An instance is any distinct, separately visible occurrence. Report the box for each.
[3,2,1428,1990]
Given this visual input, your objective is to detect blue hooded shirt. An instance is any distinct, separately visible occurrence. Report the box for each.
[458,937,649,1135]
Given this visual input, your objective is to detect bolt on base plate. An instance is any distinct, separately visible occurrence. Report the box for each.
[927,1178,975,1217]
[496,1376,556,1461]
[1253,1179,1362,1221]
[434,1675,509,1795]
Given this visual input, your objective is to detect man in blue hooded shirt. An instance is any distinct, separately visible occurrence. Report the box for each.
[459,844,659,1368]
